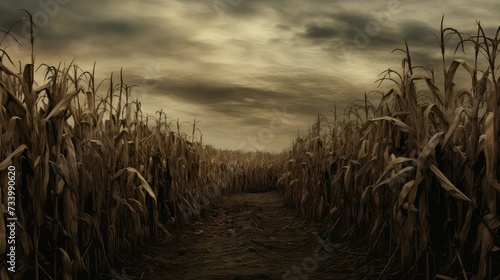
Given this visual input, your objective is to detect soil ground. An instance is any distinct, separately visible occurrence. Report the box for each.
[114,190,388,280]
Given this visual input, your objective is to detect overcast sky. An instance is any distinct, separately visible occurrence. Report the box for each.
[0,0,498,152]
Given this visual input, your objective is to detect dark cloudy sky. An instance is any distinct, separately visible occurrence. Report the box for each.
[1,0,498,152]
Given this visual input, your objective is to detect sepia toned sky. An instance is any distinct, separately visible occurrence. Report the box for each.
[1,0,498,152]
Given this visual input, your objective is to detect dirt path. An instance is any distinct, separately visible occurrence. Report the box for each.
[118,191,385,280]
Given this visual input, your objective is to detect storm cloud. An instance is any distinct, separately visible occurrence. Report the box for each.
[0,0,498,151]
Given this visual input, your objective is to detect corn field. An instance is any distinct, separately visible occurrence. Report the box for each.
[1,14,499,279]
[279,18,500,279]
[0,14,284,279]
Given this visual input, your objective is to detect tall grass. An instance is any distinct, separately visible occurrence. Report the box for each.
[279,18,500,279]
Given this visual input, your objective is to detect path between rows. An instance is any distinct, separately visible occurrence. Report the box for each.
[117,190,386,280]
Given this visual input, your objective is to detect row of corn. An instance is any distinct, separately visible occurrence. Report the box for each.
[0,47,284,279]
[278,19,500,279]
